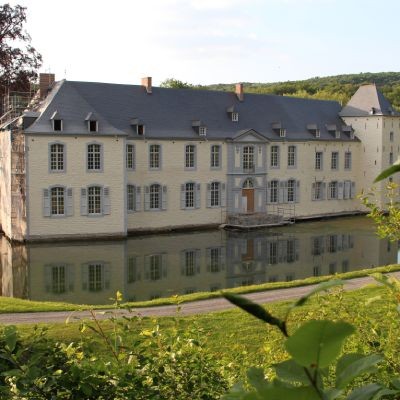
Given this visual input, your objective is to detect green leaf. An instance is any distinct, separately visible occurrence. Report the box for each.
[346,384,395,400]
[223,293,285,332]
[273,359,310,384]
[285,320,354,369]
[293,280,344,307]
[247,367,270,393]
[336,353,382,389]
[325,388,344,400]
[3,325,17,352]
[374,160,400,182]
[257,385,320,400]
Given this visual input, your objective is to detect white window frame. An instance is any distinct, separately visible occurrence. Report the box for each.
[150,183,161,210]
[88,186,102,215]
[87,143,102,172]
[270,145,279,168]
[149,144,161,169]
[127,184,136,212]
[52,119,63,132]
[210,145,221,169]
[51,186,65,216]
[287,145,296,168]
[344,152,352,170]
[231,112,239,122]
[287,179,295,203]
[185,144,196,169]
[315,152,323,170]
[270,180,279,203]
[329,181,338,199]
[126,143,135,170]
[49,143,65,172]
[210,181,220,207]
[243,146,255,172]
[314,181,323,200]
[185,182,195,208]
[88,120,98,132]
[331,152,339,170]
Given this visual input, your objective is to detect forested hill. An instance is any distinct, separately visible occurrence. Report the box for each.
[202,72,400,109]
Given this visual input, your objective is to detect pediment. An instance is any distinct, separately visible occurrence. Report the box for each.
[233,129,269,143]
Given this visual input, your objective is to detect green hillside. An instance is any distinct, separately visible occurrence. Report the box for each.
[199,72,400,109]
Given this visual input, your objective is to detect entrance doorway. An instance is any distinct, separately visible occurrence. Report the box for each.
[242,178,255,213]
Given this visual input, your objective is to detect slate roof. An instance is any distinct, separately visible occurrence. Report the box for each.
[340,84,400,117]
[25,80,357,141]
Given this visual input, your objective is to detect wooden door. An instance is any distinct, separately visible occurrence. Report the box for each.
[242,189,254,213]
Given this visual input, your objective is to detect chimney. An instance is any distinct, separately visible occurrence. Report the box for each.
[141,76,152,94]
[235,83,244,102]
[39,73,55,98]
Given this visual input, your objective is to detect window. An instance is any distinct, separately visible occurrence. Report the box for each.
[327,235,337,253]
[185,182,195,208]
[268,242,278,264]
[312,237,324,255]
[211,182,220,207]
[88,120,98,132]
[389,152,394,165]
[149,144,160,169]
[287,179,295,202]
[315,152,323,170]
[184,250,196,276]
[88,186,102,214]
[390,131,394,142]
[243,146,254,171]
[331,152,338,170]
[51,187,65,215]
[344,152,352,170]
[335,131,340,139]
[127,185,136,212]
[199,126,207,136]
[149,255,162,280]
[185,144,196,169]
[49,265,66,294]
[270,145,279,167]
[329,181,338,199]
[209,248,221,273]
[287,145,296,167]
[127,257,138,283]
[137,124,145,135]
[270,180,278,203]
[87,143,102,171]
[126,144,135,170]
[279,129,286,138]
[210,145,220,168]
[313,266,321,277]
[50,143,64,172]
[88,263,103,291]
[150,184,161,210]
[313,181,324,200]
[53,119,62,131]
[232,112,239,122]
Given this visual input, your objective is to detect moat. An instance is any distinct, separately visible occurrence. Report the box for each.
[0,216,397,305]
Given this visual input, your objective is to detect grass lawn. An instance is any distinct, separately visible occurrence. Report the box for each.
[1,263,399,313]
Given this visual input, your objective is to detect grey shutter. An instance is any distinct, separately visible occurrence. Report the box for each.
[80,188,87,215]
[144,186,150,211]
[220,247,226,270]
[322,183,326,200]
[162,254,167,278]
[196,249,201,273]
[295,239,300,260]
[181,251,186,275]
[144,256,150,280]
[162,185,167,210]
[135,186,141,211]
[283,181,288,203]
[295,180,300,203]
[181,184,186,209]
[206,183,212,208]
[266,181,270,204]
[44,265,52,292]
[311,183,315,201]
[66,188,73,216]
[206,248,211,272]
[67,264,74,291]
[278,181,284,203]
[195,183,201,209]
[338,182,344,200]
[104,263,111,289]
[81,264,88,290]
[103,187,111,215]
[327,183,331,200]
[43,188,51,216]
[221,183,226,207]
[350,182,356,198]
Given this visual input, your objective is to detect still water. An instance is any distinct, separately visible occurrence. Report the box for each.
[0,216,397,305]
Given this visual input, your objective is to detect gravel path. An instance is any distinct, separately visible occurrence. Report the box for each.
[1,272,399,325]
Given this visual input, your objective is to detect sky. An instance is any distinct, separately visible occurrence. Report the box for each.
[11,0,400,86]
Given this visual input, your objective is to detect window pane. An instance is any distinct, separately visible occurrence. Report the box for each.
[88,186,101,214]
[51,187,64,215]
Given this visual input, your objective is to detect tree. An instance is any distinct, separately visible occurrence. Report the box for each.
[0,4,42,97]
[160,78,192,89]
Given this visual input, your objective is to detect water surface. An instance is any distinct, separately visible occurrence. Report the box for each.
[0,216,396,305]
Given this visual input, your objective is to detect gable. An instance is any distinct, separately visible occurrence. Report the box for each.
[233,129,269,143]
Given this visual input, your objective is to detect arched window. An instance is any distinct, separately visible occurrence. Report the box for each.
[242,178,254,189]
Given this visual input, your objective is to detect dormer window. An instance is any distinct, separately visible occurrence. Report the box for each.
[137,124,145,135]
[369,107,376,115]
[335,131,340,139]
[350,131,355,140]
[88,120,98,132]
[53,119,62,131]
[315,129,321,138]
[232,112,239,122]
[279,128,286,138]
[199,126,207,136]
[307,124,320,138]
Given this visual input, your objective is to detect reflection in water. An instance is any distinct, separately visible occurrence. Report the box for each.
[0,216,397,304]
